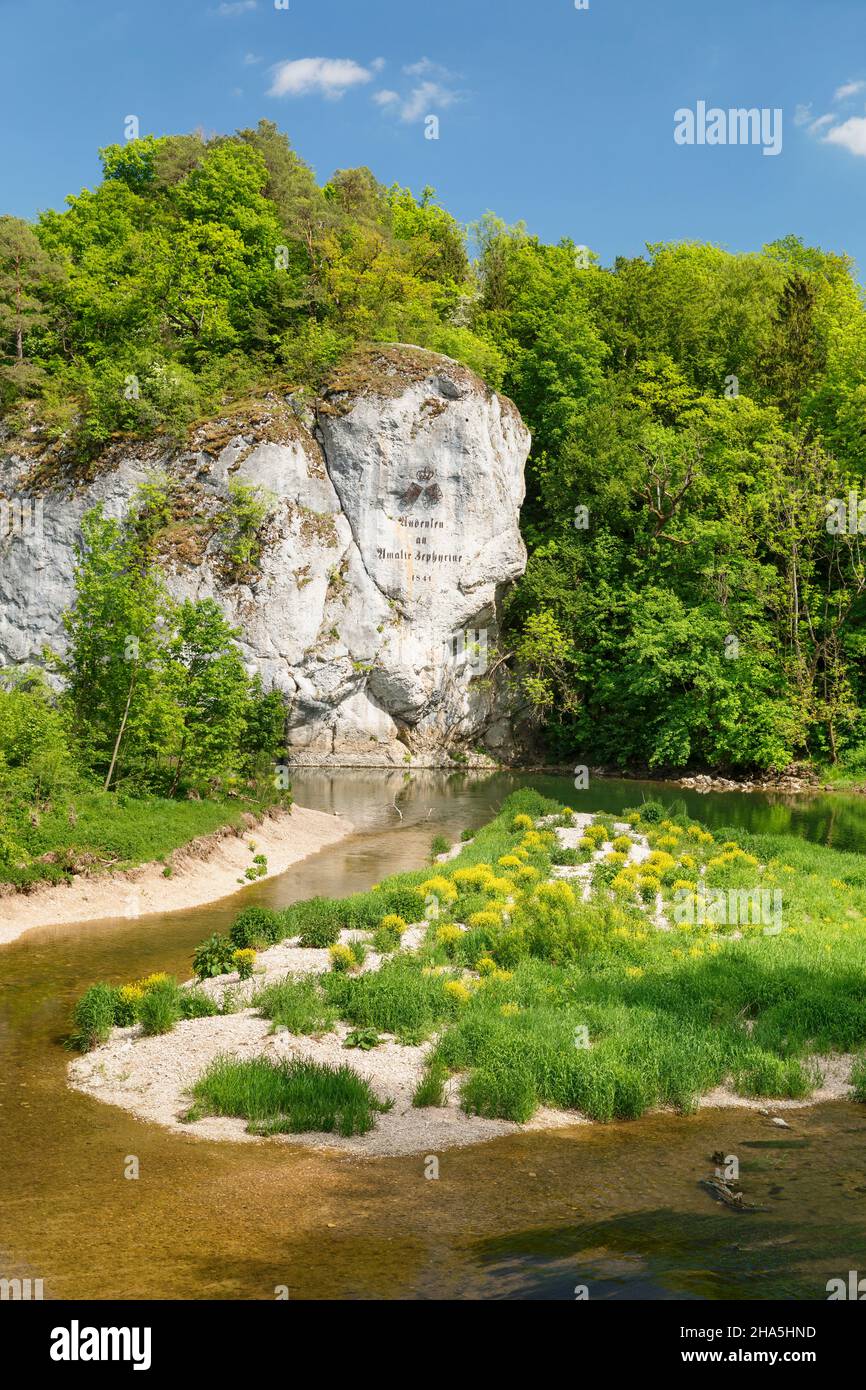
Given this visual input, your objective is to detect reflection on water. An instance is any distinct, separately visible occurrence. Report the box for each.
[290,767,866,854]
[2,769,866,1300]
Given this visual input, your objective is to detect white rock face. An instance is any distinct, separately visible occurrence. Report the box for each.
[0,346,530,764]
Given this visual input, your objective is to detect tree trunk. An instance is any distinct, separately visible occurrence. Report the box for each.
[104,668,137,793]
[168,732,187,798]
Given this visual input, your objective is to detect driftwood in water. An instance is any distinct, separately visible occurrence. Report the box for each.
[699,1176,768,1213]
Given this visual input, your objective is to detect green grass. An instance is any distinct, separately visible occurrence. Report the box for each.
[851,1054,866,1102]
[70,787,866,1139]
[253,975,338,1035]
[2,786,283,890]
[139,980,182,1036]
[322,955,456,1043]
[412,1059,448,1108]
[67,982,116,1052]
[189,1054,391,1136]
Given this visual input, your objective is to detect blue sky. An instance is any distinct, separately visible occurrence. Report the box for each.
[2,0,866,275]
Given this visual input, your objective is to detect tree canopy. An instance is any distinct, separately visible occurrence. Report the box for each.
[2,122,866,774]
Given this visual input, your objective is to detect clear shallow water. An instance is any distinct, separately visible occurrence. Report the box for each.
[2,770,866,1301]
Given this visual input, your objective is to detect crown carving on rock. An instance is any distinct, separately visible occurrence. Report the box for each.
[399,466,441,507]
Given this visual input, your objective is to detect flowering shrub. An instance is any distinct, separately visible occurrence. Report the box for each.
[498,854,523,869]
[232,948,256,981]
[444,979,472,1005]
[114,984,144,1026]
[467,910,503,931]
[329,943,356,973]
[417,875,458,905]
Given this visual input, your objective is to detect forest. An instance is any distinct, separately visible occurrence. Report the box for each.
[1,119,865,798]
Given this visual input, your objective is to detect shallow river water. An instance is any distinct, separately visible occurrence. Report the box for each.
[2,771,866,1300]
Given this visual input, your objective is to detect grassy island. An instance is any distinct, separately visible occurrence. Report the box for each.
[68,789,866,1143]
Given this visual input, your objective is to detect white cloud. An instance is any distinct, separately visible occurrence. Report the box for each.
[243,52,262,66]
[216,1,257,15]
[797,79,866,156]
[823,115,866,157]
[371,59,463,123]
[371,57,386,74]
[398,80,460,123]
[403,57,453,80]
[268,57,374,99]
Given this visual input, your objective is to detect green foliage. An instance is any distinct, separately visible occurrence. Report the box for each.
[192,933,236,980]
[179,988,220,1021]
[232,948,257,981]
[68,983,116,1052]
[323,955,452,1044]
[57,493,285,796]
[0,214,65,399]
[6,125,498,450]
[344,1027,383,1051]
[412,1060,448,1108]
[551,846,587,866]
[285,898,343,948]
[469,226,866,771]
[372,915,406,953]
[253,975,337,1035]
[190,1054,391,1136]
[7,122,865,772]
[216,480,273,574]
[65,792,866,1141]
[229,906,281,948]
[139,979,182,1036]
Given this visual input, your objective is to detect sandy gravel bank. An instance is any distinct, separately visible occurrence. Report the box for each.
[66,811,858,1158]
[0,805,352,944]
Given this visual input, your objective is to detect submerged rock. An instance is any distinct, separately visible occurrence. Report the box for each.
[0,345,530,765]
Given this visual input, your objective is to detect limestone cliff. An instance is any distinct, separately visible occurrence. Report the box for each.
[0,345,530,765]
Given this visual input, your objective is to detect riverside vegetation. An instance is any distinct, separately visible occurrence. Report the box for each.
[0,482,288,892]
[68,789,866,1140]
[3,123,866,781]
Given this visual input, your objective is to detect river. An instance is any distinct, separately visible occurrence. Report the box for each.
[2,771,865,1300]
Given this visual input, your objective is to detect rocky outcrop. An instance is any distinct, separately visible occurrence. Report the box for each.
[0,345,530,765]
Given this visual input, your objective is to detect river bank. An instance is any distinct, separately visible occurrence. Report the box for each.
[0,804,353,945]
[515,762,866,796]
[66,793,866,1156]
[6,770,866,1302]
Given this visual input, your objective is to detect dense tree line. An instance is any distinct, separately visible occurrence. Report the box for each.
[1,123,865,774]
